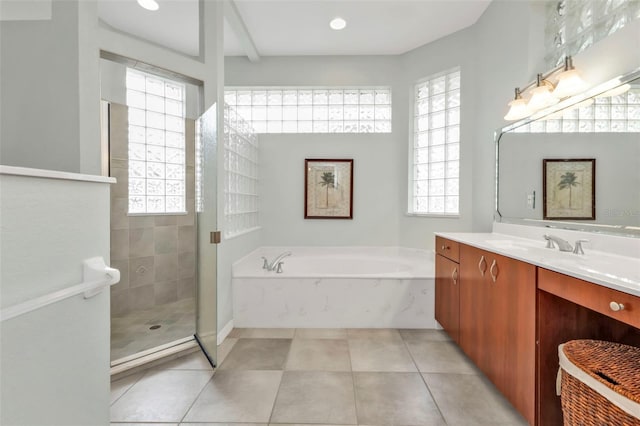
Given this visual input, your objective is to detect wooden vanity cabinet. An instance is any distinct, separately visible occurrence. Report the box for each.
[458,244,536,425]
[435,242,460,343]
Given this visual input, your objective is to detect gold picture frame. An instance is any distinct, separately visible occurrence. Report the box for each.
[304,159,353,219]
[543,159,595,220]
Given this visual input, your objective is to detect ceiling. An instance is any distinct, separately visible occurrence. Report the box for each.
[98,0,492,58]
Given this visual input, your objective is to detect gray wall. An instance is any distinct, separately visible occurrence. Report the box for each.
[0,1,101,174]
[499,132,640,226]
[226,55,404,247]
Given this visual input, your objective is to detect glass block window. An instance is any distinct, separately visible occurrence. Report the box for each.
[513,84,640,133]
[545,0,640,66]
[410,67,461,215]
[224,87,392,133]
[126,69,186,214]
[224,105,259,238]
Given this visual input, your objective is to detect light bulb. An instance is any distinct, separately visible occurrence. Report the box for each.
[553,68,586,98]
[596,83,630,99]
[528,84,559,111]
[137,0,159,11]
[330,17,347,30]
[504,98,530,121]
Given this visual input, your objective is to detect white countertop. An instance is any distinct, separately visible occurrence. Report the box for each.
[435,230,640,297]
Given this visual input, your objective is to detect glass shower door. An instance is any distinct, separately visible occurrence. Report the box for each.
[195,103,218,366]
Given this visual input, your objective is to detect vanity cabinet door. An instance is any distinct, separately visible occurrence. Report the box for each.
[460,244,536,425]
[435,253,460,343]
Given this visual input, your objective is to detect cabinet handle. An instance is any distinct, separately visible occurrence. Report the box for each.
[489,259,498,283]
[452,267,458,285]
[441,245,450,250]
[478,256,487,276]
[609,301,625,312]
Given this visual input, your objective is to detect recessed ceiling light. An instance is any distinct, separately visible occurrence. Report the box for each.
[137,0,159,11]
[330,17,347,31]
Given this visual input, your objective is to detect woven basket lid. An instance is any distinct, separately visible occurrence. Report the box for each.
[562,339,640,404]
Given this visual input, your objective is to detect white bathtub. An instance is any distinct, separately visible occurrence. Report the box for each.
[232,247,437,328]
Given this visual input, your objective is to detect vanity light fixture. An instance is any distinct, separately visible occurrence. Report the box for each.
[330,17,347,30]
[504,55,587,121]
[137,0,159,11]
[504,88,530,121]
[552,56,586,98]
[596,83,631,98]
[528,74,559,111]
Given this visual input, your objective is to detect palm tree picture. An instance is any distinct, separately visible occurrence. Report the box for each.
[557,171,580,209]
[543,159,595,220]
[305,159,353,219]
[318,171,336,208]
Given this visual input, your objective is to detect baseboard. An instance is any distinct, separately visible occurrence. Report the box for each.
[217,319,234,345]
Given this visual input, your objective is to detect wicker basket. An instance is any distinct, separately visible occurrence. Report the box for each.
[559,340,640,426]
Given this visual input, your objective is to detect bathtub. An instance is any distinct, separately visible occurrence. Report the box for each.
[232,247,437,328]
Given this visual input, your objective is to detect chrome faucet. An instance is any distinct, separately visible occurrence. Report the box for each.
[543,234,573,252]
[262,251,291,271]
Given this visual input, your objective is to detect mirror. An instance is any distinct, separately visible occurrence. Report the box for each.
[496,68,640,237]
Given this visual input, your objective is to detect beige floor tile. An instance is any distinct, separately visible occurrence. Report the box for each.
[423,373,528,426]
[354,372,446,426]
[399,328,452,342]
[110,373,143,405]
[285,339,351,371]
[271,371,357,425]
[294,328,348,339]
[228,328,295,338]
[349,338,417,372]
[405,340,478,374]
[218,338,292,370]
[182,370,282,423]
[217,337,238,365]
[110,369,212,422]
[347,328,403,341]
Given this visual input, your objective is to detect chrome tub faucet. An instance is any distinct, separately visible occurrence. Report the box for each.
[261,251,292,272]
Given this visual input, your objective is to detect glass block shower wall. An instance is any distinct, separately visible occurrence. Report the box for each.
[223,104,259,238]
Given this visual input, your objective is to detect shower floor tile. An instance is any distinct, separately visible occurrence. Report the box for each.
[110,298,195,361]
[110,328,528,426]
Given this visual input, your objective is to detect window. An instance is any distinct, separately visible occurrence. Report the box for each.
[410,68,460,216]
[223,105,259,238]
[224,87,392,133]
[125,69,186,214]
[545,0,640,66]
[513,84,640,133]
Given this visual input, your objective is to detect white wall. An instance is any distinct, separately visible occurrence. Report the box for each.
[0,171,112,425]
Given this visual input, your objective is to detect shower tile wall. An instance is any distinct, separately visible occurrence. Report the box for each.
[109,103,196,359]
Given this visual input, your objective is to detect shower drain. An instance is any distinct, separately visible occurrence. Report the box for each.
[149,325,161,330]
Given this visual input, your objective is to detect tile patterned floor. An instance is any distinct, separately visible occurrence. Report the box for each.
[111,298,195,361]
[110,328,528,426]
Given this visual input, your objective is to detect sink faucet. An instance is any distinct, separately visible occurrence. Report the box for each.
[262,251,292,271]
[543,234,573,252]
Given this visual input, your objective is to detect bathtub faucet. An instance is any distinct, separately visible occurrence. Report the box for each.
[262,251,292,272]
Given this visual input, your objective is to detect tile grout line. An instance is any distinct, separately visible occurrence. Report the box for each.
[176,362,216,425]
[266,332,294,424]
[347,332,361,426]
[399,330,450,425]
[110,370,146,408]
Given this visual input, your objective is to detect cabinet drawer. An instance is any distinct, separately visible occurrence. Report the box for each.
[436,236,459,262]
[538,268,640,329]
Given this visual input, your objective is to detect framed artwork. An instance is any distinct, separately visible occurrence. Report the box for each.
[543,159,595,220]
[304,159,353,219]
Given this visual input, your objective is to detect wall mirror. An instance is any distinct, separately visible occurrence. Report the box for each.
[495,68,640,237]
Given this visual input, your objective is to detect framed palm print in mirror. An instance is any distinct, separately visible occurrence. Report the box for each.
[543,159,595,220]
[305,159,353,219]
